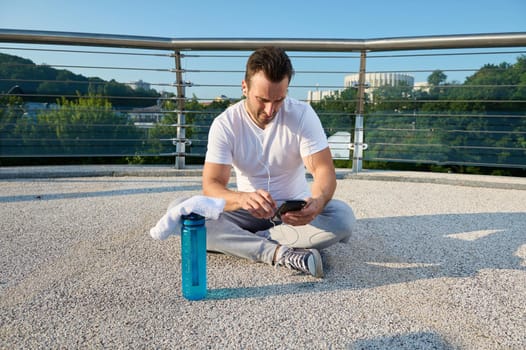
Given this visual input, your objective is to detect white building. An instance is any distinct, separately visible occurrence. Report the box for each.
[306,89,339,103]
[344,73,414,89]
[414,81,430,93]
[128,104,164,125]
[307,73,415,102]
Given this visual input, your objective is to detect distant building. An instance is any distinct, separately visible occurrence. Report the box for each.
[198,95,237,107]
[307,73,415,103]
[306,89,339,103]
[128,80,151,91]
[344,73,415,101]
[414,81,430,93]
[128,104,164,125]
[344,73,414,89]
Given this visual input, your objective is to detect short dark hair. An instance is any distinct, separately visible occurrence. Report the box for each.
[244,47,294,86]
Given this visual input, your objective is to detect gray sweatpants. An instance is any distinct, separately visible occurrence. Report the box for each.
[171,198,355,265]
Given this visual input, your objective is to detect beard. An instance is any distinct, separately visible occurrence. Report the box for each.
[244,100,277,128]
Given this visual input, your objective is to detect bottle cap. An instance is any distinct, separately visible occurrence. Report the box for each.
[182,212,205,225]
[182,212,205,220]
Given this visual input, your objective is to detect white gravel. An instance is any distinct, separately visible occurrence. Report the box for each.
[1,170,525,349]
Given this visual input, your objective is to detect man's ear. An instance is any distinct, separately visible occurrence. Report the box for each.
[241,80,248,96]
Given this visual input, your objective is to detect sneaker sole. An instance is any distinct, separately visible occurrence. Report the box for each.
[308,249,324,278]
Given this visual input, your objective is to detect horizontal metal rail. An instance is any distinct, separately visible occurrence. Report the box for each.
[1,29,525,172]
[1,29,526,52]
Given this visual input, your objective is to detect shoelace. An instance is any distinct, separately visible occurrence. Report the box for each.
[277,249,310,273]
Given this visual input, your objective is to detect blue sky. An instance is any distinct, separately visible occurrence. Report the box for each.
[2,0,525,38]
[1,0,526,99]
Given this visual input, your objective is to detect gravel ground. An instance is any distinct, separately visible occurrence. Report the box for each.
[0,170,525,349]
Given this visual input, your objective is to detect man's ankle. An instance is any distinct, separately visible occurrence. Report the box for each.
[272,244,283,265]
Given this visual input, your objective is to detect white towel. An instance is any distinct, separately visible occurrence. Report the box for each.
[149,195,226,240]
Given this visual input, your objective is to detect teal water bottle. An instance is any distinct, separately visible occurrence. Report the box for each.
[181,213,207,300]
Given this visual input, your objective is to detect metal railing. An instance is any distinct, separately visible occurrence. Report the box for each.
[1,29,526,172]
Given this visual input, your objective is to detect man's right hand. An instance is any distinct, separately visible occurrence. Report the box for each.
[203,162,276,217]
[240,189,277,219]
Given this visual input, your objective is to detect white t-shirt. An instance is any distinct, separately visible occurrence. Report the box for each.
[205,97,328,201]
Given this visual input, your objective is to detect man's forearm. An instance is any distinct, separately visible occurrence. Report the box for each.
[304,148,337,209]
[311,170,336,207]
[203,181,244,212]
[202,162,244,212]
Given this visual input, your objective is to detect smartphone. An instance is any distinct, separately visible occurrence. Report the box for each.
[273,200,307,220]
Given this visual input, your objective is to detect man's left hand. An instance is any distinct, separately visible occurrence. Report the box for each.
[280,197,322,226]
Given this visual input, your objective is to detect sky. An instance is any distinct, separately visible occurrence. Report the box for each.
[1,0,526,100]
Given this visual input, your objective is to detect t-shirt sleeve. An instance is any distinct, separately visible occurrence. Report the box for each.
[299,104,329,158]
[204,118,233,165]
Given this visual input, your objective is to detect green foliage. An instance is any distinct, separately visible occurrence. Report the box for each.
[0,52,159,107]
[427,70,447,86]
[2,51,525,173]
[314,55,526,173]
[145,96,235,157]
[311,87,359,134]
[125,153,146,165]
[0,95,25,154]
[2,93,143,157]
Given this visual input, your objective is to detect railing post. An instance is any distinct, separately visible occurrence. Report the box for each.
[352,50,367,173]
[174,51,186,169]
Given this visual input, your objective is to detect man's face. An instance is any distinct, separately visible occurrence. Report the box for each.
[242,71,289,129]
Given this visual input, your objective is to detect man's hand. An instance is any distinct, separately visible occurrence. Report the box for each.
[240,189,277,219]
[280,197,323,226]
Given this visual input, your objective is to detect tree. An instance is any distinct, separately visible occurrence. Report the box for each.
[0,52,160,107]
[31,93,142,156]
[0,95,25,157]
[427,70,447,86]
[311,87,359,134]
[147,95,234,158]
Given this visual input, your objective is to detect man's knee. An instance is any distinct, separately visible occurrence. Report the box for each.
[328,199,355,238]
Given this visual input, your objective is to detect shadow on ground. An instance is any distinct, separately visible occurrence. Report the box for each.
[348,331,455,350]
[206,212,525,300]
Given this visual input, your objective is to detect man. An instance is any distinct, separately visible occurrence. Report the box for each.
[202,47,355,278]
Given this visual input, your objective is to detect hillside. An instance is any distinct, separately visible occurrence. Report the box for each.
[0,52,160,107]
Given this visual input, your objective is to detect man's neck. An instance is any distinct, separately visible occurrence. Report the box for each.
[243,100,266,130]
